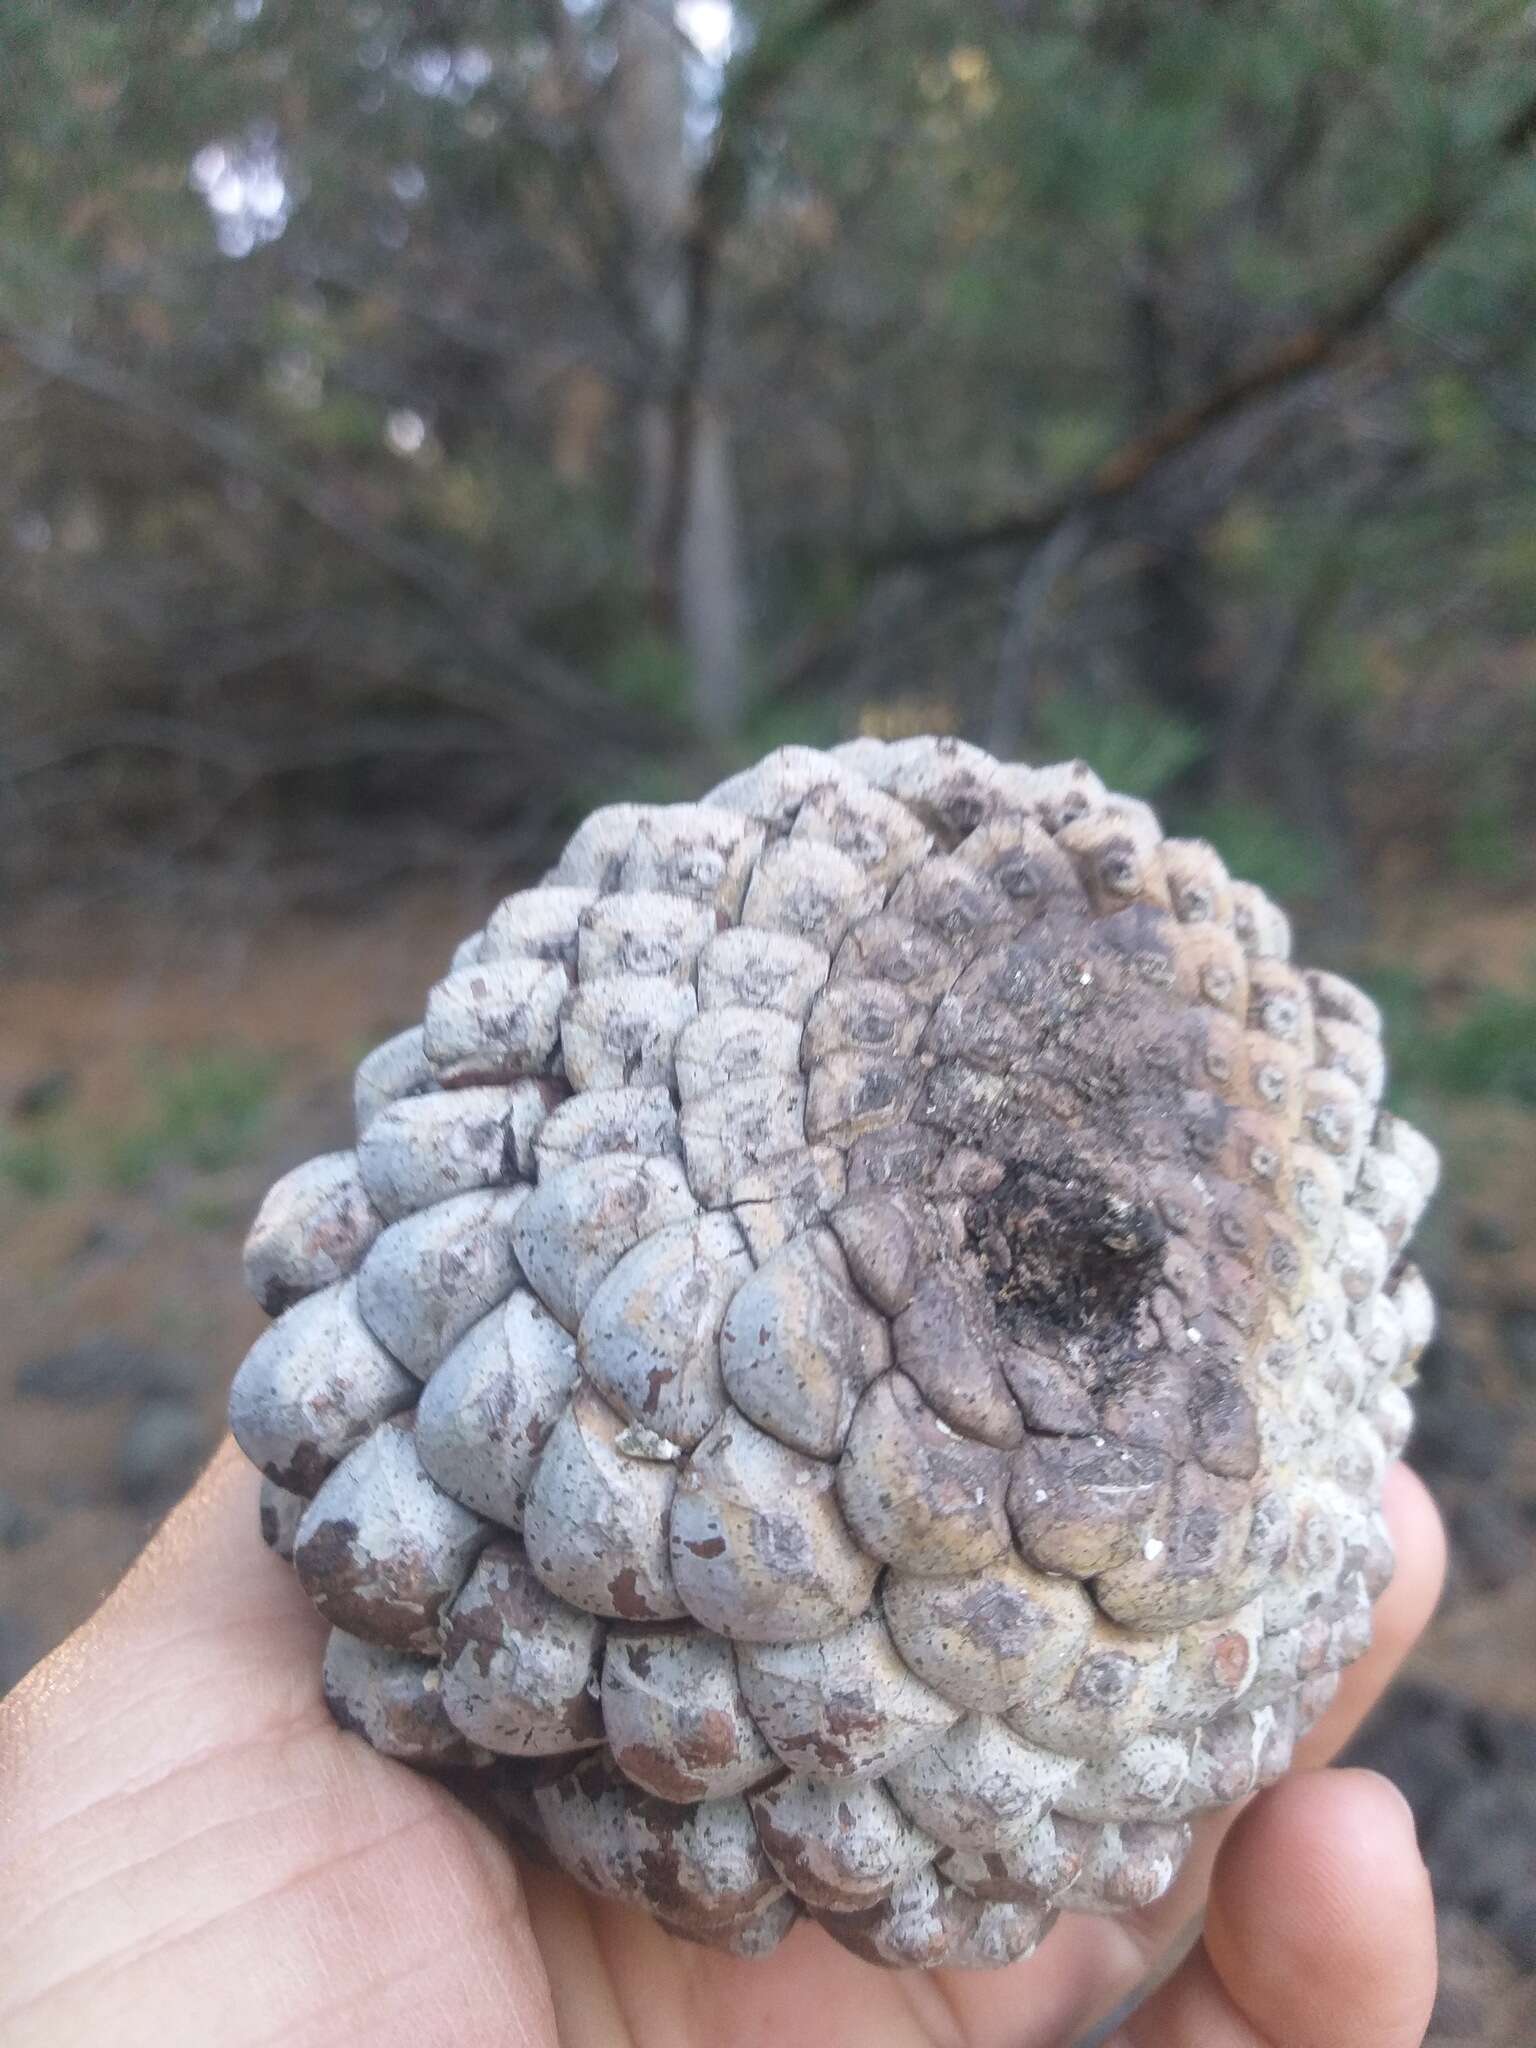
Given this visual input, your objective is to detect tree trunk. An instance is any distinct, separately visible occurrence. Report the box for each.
[681,401,748,738]
[605,5,750,739]
[1124,250,1222,786]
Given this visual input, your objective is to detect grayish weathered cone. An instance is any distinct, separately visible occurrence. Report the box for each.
[230,736,1438,1969]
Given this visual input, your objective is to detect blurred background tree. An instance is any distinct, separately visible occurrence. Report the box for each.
[3,0,1536,925]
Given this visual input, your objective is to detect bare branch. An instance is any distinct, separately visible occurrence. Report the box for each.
[283,243,637,388]
[2,711,526,783]
[986,515,1092,757]
[529,0,654,349]
[869,80,1536,571]
[0,317,669,755]
[1224,456,1411,768]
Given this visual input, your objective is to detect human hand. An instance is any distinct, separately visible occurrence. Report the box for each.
[0,1442,1444,2048]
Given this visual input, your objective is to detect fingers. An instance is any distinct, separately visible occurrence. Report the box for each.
[1,1438,323,1761]
[0,1440,328,1857]
[0,1445,561,2048]
[1096,1471,1444,2047]
[1117,1769,1436,2048]
[874,1457,1448,2048]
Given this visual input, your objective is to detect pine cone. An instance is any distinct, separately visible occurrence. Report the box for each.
[229,738,1437,1969]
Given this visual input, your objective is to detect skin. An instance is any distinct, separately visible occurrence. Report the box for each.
[0,1443,1444,2048]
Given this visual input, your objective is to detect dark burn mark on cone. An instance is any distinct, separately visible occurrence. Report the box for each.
[963,1155,1167,1344]
[1187,1362,1262,1479]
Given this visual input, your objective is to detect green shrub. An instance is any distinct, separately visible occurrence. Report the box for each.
[0,1131,67,1199]
[1361,968,1536,1109]
[1032,696,1207,800]
[103,1050,281,1189]
[1177,798,1332,904]
[1446,791,1523,883]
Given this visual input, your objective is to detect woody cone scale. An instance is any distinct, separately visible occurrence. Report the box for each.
[231,737,1436,1969]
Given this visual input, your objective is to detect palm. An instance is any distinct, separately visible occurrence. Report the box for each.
[1,1447,1442,2048]
[519,1850,1168,2048]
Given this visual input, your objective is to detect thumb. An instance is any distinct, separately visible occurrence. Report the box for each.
[1,1438,326,1766]
[1116,1769,1436,2048]
[0,1442,559,2048]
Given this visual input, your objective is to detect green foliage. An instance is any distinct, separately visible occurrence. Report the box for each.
[1365,968,1536,1109]
[1032,695,1207,799]
[0,1129,67,1199]
[176,1191,248,1232]
[102,1050,281,1189]
[601,629,690,717]
[4,0,1536,896]
[1035,416,1113,483]
[744,691,847,760]
[1447,793,1524,882]
[1178,799,1333,903]
[1427,990,1536,1105]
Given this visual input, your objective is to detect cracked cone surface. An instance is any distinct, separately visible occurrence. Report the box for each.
[229,737,1437,1967]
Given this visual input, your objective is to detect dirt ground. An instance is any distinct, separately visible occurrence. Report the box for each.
[3,884,1534,2039]
[0,888,489,1675]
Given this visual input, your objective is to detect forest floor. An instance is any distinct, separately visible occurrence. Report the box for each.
[2,883,1533,2042]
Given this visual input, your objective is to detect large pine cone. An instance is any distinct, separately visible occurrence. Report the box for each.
[231,738,1436,1969]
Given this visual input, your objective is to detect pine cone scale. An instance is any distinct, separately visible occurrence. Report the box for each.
[236,737,1436,1967]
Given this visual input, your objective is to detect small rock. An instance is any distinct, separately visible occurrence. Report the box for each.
[1450,1496,1534,1594]
[1347,1682,1478,1832]
[1483,1712,1536,1778]
[1410,1347,1510,1483]
[1427,1778,1536,1922]
[69,1220,136,1265]
[1500,1306,1536,1375]
[1494,1895,1536,1973]
[17,1336,191,1407]
[1499,1892,1536,1974]
[11,1068,73,1121]
[44,1477,100,1512]
[0,1487,44,1550]
[116,1397,209,1509]
[1427,1977,1485,2044]
[1462,1214,1517,1256]
[1427,1911,1519,2044]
